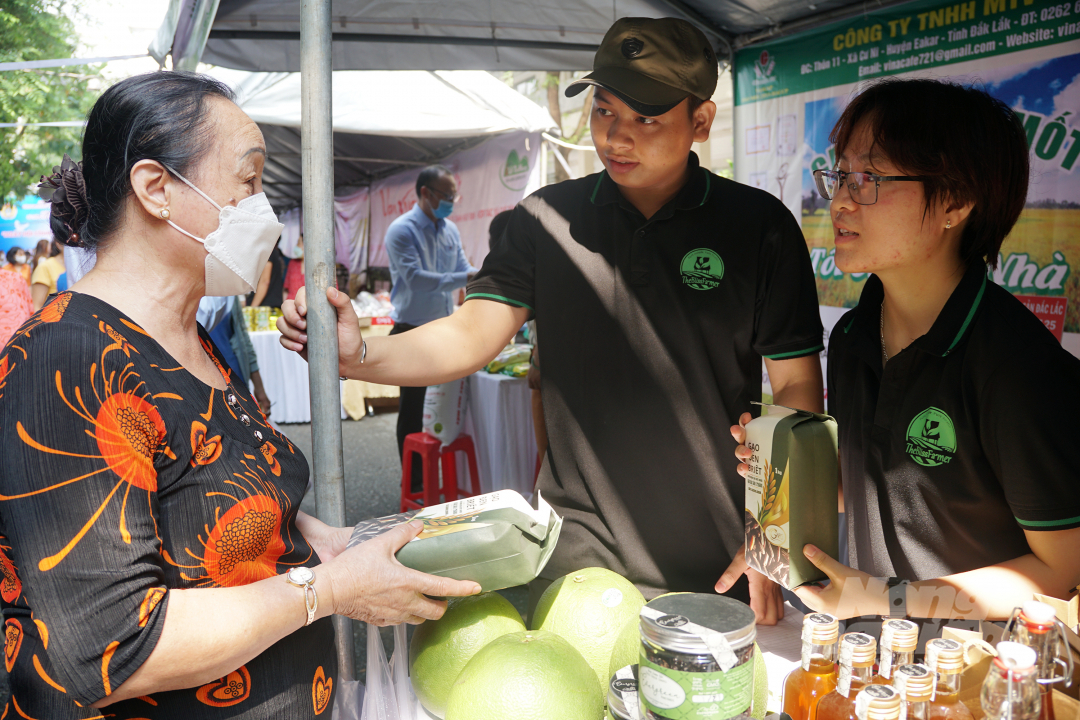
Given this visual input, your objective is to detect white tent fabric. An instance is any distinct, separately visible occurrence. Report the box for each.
[209,67,555,138]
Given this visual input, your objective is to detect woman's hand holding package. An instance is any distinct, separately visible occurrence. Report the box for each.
[792,544,887,619]
[321,519,482,626]
[730,411,754,478]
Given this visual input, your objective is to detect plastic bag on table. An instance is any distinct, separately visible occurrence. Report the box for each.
[389,624,416,718]
[422,378,468,445]
[360,623,400,720]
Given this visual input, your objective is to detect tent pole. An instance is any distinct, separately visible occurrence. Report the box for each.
[301,0,355,682]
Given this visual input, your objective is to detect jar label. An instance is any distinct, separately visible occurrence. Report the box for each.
[639,655,752,719]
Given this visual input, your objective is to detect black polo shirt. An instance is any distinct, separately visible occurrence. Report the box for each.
[828,263,1080,581]
[465,153,824,598]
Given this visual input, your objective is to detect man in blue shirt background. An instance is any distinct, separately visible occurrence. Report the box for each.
[386,164,477,489]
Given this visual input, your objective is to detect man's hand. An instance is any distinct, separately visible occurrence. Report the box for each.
[793,544,887,619]
[730,412,754,478]
[715,544,785,625]
[277,286,366,378]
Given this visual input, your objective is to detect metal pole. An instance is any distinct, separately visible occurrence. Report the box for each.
[301,0,355,682]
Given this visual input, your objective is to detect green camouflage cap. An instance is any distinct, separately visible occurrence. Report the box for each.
[566,17,719,116]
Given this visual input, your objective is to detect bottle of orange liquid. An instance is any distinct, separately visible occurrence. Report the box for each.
[854,684,903,720]
[817,633,878,720]
[783,613,840,720]
[893,664,935,720]
[924,639,974,720]
[872,619,919,685]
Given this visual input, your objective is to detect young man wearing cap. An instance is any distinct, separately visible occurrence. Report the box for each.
[279,17,824,622]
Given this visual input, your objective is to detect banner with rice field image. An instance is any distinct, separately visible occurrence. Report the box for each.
[734,0,1080,362]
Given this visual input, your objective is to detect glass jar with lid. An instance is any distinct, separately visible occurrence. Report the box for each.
[638,593,757,720]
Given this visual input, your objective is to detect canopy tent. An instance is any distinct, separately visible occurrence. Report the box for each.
[206,67,556,209]
[182,0,907,73]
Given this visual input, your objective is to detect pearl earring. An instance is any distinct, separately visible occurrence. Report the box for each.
[160,208,170,219]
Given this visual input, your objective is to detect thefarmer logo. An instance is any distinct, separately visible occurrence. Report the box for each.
[500,148,530,191]
[680,248,724,290]
[753,49,776,86]
[905,407,956,467]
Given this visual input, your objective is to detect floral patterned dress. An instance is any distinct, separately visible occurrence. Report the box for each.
[0,292,336,719]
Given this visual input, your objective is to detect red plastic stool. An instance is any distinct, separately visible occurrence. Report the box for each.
[400,432,442,512]
[440,434,481,501]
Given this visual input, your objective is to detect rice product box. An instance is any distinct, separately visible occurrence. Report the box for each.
[347,490,562,592]
[743,404,839,589]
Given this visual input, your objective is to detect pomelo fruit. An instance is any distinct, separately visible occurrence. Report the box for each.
[531,567,646,696]
[444,630,604,720]
[410,592,526,718]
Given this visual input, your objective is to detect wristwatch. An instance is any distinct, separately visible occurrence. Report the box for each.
[286,567,318,626]
[886,577,910,618]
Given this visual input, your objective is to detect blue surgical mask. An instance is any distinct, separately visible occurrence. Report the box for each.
[433,199,454,220]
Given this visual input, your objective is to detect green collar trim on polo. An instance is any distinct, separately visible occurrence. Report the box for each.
[590,173,605,205]
[1015,513,1080,528]
[698,172,711,207]
[464,293,534,312]
[943,273,986,356]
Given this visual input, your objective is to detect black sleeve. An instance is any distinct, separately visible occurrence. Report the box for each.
[752,199,825,360]
[980,336,1080,531]
[0,318,169,705]
[464,194,539,317]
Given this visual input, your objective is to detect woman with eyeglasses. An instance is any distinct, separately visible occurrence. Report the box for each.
[732,78,1080,623]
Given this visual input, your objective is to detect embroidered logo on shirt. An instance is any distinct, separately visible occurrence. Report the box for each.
[905,407,957,467]
[680,248,724,290]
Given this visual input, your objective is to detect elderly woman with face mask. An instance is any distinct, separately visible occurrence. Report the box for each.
[0,72,480,720]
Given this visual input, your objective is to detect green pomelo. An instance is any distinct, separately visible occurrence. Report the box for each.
[410,592,526,718]
[444,630,604,720]
[531,567,646,695]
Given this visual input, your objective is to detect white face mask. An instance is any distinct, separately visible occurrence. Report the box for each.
[164,167,283,296]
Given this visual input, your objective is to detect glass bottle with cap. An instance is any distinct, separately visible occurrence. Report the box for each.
[873,619,919,685]
[784,613,841,720]
[1003,600,1075,720]
[924,638,974,720]
[981,642,1042,720]
[638,593,757,720]
[892,664,935,720]
[855,684,904,720]
[608,665,641,720]
[816,632,879,720]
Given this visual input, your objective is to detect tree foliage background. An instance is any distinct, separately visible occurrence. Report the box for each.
[0,0,102,200]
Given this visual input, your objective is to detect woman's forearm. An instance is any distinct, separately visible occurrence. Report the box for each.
[93,571,334,707]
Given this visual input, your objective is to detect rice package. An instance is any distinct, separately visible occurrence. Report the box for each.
[346,490,563,592]
[743,404,839,589]
[422,378,468,445]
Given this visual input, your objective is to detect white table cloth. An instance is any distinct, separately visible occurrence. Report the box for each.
[249,330,346,423]
[462,371,537,498]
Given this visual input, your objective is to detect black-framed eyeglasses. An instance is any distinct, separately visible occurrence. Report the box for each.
[425,186,461,203]
[812,169,934,206]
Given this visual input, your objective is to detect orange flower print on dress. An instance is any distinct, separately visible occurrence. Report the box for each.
[95,392,164,494]
[2,345,170,572]
[190,421,223,467]
[312,666,333,715]
[201,495,286,588]
[0,546,20,603]
[259,442,281,477]
[4,619,22,673]
[98,321,137,358]
[200,336,231,384]
[196,665,251,707]
[138,587,166,628]
[38,291,70,324]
